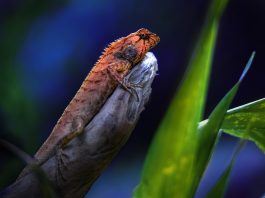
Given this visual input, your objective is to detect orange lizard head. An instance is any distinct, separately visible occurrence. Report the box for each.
[112,28,160,65]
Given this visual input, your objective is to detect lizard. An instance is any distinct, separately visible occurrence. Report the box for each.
[18,28,160,179]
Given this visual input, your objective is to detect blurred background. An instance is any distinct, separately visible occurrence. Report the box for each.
[0,0,264,197]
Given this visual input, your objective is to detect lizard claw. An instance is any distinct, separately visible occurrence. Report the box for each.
[121,78,142,101]
[107,65,142,101]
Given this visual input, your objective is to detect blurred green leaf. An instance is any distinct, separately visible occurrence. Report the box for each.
[133,0,229,197]
[205,163,233,198]
[221,98,265,152]
[0,0,68,189]
[0,0,68,152]
[195,52,255,190]
[205,141,246,198]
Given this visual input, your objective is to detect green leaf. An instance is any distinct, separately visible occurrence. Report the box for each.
[199,97,265,153]
[206,162,233,198]
[195,84,239,190]
[194,52,255,189]
[205,141,246,198]
[221,98,265,152]
[133,0,229,197]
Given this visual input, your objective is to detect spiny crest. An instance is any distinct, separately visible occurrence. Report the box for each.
[105,36,126,52]
[96,35,128,64]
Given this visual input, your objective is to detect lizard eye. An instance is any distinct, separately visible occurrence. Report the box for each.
[139,34,149,40]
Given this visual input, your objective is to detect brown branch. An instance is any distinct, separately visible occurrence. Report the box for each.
[2,52,158,198]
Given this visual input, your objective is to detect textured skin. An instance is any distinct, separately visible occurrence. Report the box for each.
[31,28,159,168]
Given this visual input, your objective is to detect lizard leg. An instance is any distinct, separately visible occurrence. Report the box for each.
[60,113,86,147]
[60,129,83,147]
[56,127,84,184]
[107,64,141,100]
[55,133,79,185]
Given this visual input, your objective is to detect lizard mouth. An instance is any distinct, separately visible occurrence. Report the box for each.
[149,34,160,48]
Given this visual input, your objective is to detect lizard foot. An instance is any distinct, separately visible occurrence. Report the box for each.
[55,144,68,185]
[121,78,142,101]
[107,65,142,101]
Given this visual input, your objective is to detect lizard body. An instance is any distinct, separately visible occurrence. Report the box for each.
[19,28,159,178]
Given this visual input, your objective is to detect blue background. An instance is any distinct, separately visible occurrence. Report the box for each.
[0,0,264,197]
